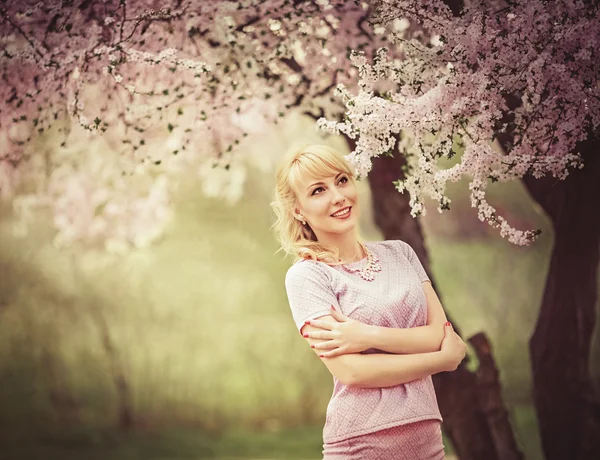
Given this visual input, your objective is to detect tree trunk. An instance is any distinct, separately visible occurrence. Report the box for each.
[521,134,600,460]
[469,333,523,460]
[346,136,522,459]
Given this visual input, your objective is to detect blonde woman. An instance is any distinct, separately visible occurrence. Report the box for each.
[271,144,466,459]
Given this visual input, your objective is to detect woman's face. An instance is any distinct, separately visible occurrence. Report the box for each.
[293,169,360,236]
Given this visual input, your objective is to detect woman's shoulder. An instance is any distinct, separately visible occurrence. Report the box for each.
[285,257,332,284]
[369,240,422,265]
[368,239,407,254]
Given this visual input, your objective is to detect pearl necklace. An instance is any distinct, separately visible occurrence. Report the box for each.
[340,242,381,281]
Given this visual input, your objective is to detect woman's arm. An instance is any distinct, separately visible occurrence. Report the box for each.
[303,319,464,388]
[324,350,450,388]
[306,281,449,356]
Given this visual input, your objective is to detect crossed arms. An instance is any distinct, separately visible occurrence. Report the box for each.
[299,280,465,388]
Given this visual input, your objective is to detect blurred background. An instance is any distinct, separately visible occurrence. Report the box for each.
[0,112,599,460]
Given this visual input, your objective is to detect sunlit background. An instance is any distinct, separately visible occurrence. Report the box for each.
[1,113,599,460]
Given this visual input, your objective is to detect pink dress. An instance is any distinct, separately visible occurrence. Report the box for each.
[284,240,445,459]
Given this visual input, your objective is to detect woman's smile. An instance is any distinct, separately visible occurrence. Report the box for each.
[331,206,352,219]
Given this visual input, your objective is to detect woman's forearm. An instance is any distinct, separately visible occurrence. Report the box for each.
[324,350,449,388]
[364,323,445,354]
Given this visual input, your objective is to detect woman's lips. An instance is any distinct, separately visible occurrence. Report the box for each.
[331,206,352,219]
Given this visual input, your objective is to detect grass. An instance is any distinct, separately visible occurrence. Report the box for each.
[0,424,320,460]
[0,402,543,459]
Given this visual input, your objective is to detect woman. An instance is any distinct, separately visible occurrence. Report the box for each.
[271,144,467,459]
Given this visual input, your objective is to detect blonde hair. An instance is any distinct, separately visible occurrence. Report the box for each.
[270,144,363,264]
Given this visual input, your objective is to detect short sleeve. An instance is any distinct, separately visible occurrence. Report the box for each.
[397,240,431,283]
[284,260,341,333]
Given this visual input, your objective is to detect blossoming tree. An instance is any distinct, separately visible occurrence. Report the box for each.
[319,0,598,245]
[1,0,393,249]
[2,0,599,458]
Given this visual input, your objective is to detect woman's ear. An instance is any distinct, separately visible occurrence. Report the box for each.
[292,206,305,224]
[293,204,302,218]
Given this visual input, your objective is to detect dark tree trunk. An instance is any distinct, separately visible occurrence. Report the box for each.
[469,333,523,460]
[346,136,522,459]
[520,135,600,460]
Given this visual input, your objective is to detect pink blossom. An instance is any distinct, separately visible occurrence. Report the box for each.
[2,0,596,248]
[322,0,599,245]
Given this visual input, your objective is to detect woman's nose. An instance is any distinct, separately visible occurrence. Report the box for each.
[331,187,345,204]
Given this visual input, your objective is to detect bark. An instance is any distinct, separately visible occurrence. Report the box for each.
[521,134,600,460]
[346,136,522,459]
[470,333,523,460]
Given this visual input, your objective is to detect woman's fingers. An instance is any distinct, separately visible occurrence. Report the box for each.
[311,340,340,350]
[305,319,333,330]
[317,347,344,358]
[304,330,335,340]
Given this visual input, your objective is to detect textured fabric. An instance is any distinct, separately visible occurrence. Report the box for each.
[322,419,445,459]
[284,240,443,444]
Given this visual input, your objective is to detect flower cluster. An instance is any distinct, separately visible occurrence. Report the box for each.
[320,0,599,245]
[4,0,594,248]
[0,0,395,249]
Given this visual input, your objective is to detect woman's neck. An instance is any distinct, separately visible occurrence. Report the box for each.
[317,231,364,263]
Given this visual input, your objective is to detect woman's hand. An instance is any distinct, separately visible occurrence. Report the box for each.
[303,305,373,358]
[440,323,467,371]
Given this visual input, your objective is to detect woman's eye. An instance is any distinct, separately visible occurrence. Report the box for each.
[312,177,347,195]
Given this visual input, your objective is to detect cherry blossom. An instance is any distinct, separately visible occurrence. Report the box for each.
[319,0,599,245]
[3,0,596,248]
[1,0,396,249]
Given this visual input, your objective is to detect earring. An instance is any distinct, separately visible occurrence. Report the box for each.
[298,215,306,226]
